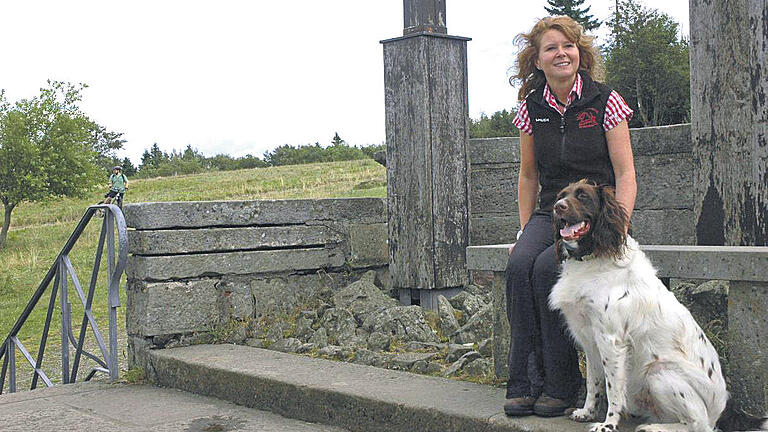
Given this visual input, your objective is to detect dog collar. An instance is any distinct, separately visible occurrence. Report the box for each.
[563,243,595,261]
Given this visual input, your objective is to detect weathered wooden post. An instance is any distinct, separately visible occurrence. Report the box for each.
[690,0,768,415]
[382,0,470,309]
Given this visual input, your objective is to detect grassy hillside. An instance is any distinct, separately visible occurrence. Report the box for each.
[0,159,385,388]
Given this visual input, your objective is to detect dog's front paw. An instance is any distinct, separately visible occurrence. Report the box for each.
[589,422,619,432]
[568,407,597,422]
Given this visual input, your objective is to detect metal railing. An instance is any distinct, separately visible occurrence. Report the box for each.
[0,204,128,394]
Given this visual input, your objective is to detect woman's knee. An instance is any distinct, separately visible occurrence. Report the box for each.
[531,249,559,296]
[505,250,536,289]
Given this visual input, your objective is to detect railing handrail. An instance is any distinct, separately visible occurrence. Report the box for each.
[0,204,128,384]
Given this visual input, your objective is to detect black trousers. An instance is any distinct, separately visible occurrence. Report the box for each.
[505,211,581,400]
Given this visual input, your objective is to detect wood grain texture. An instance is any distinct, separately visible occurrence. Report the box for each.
[384,34,469,290]
[691,0,768,246]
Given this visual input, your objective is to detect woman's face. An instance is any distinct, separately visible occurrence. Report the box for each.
[535,29,580,82]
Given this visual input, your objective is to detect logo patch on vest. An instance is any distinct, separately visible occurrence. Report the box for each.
[577,108,599,129]
[535,117,550,123]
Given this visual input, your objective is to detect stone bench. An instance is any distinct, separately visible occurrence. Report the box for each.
[466,243,768,415]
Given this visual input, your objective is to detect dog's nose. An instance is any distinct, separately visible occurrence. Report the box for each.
[554,199,568,214]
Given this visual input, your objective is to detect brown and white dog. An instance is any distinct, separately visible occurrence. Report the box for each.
[548,180,767,432]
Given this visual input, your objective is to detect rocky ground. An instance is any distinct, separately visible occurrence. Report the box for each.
[184,271,728,389]
[213,270,501,385]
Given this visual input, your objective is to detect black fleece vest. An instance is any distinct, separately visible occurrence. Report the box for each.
[526,72,615,212]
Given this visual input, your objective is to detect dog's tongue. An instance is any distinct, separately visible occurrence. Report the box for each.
[560,221,586,239]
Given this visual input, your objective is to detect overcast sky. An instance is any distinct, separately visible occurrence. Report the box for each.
[0,1,689,165]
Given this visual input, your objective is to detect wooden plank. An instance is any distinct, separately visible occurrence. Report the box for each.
[384,35,435,290]
[428,36,469,289]
[691,0,768,246]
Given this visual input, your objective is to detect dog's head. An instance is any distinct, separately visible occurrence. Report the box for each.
[553,179,630,262]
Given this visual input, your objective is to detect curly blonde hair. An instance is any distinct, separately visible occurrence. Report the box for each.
[510,16,604,100]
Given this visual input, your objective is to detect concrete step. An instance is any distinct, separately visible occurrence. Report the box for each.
[0,381,347,431]
[149,344,592,432]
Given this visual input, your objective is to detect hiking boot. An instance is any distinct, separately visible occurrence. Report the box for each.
[504,396,536,416]
[533,395,572,417]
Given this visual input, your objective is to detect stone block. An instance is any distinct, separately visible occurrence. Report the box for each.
[469,165,519,214]
[126,279,218,337]
[727,281,768,416]
[631,209,696,245]
[347,223,388,267]
[217,276,254,322]
[629,123,692,155]
[634,154,693,210]
[128,226,340,256]
[470,215,518,246]
[250,271,367,318]
[126,247,345,281]
[123,198,386,230]
[468,137,520,164]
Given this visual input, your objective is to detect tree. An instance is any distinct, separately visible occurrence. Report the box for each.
[603,0,689,127]
[331,132,344,146]
[121,157,137,176]
[0,81,106,248]
[469,109,520,138]
[544,0,601,31]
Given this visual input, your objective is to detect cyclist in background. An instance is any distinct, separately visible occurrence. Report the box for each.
[103,166,128,207]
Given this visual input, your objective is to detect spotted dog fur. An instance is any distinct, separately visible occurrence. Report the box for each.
[547,181,766,432]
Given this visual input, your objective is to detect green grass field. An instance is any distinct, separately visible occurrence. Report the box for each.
[0,159,385,389]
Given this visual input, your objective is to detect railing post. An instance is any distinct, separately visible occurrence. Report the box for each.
[59,258,71,384]
[106,211,119,382]
[383,0,471,309]
[7,339,16,393]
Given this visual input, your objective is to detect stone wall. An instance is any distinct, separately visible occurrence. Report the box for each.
[126,124,696,370]
[469,124,694,245]
[124,198,390,371]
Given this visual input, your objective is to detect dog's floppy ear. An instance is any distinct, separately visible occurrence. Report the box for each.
[554,236,566,262]
[592,185,629,260]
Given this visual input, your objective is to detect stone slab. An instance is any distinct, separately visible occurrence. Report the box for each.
[127,247,345,281]
[629,123,692,155]
[123,198,386,230]
[469,137,519,164]
[128,225,341,256]
[630,209,696,245]
[470,165,520,214]
[346,223,388,267]
[634,153,693,209]
[491,272,510,379]
[126,279,218,336]
[149,344,600,432]
[466,125,691,163]
[468,244,768,282]
[0,381,346,432]
[470,214,518,246]
[727,281,768,416]
[251,271,372,319]
[469,209,693,247]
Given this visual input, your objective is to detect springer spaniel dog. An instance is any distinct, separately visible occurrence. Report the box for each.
[548,180,767,432]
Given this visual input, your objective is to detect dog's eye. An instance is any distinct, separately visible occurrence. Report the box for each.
[577,191,589,199]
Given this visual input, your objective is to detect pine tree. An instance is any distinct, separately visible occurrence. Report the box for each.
[544,0,601,31]
[331,132,345,146]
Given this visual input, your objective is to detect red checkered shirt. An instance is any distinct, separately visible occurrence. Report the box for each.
[512,74,633,135]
